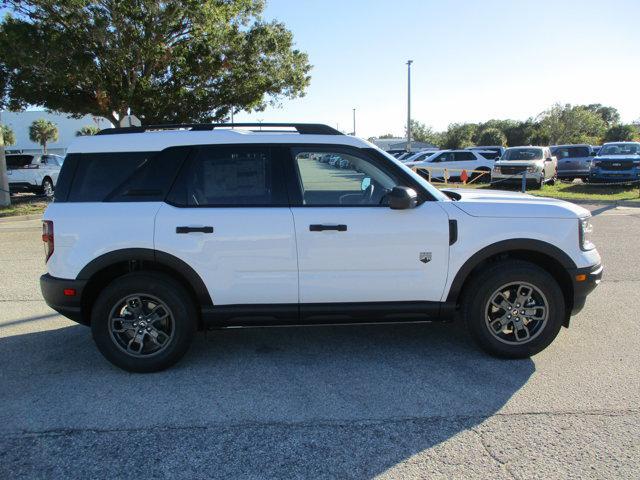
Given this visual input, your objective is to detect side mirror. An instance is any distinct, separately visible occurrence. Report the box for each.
[545,157,553,162]
[590,151,597,156]
[388,186,418,210]
[360,177,371,191]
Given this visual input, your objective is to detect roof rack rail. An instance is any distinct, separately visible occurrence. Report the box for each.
[96,123,343,136]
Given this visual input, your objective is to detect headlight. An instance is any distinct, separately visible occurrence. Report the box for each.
[493,165,500,172]
[526,165,540,173]
[579,217,595,251]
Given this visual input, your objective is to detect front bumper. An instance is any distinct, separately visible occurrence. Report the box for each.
[568,263,603,317]
[589,170,640,182]
[490,171,543,185]
[40,274,88,325]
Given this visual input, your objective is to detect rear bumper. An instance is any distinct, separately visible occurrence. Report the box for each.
[8,181,38,191]
[40,274,88,325]
[568,263,603,317]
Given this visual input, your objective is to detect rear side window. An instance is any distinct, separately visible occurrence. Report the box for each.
[167,145,287,207]
[6,155,35,168]
[67,152,152,202]
[454,151,476,161]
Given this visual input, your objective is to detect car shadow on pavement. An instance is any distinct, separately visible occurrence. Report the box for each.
[0,319,534,478]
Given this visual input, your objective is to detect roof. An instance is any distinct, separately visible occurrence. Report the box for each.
[67,125,371,154]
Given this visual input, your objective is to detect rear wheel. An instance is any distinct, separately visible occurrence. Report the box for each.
[91,272,197,372]
[462,260,565,358]
[471,168,491,183]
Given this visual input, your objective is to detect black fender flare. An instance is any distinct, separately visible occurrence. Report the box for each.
[446,238,577,303]
[76,248,213,306]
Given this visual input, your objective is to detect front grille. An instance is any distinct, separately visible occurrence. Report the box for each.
[601,161,633,171]
[500,166,527,175]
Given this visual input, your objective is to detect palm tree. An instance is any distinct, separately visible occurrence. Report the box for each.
[1,125,16,146]
[29,118,58,153]
[75,125,100,136]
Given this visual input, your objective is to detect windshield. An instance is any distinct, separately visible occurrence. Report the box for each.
[599,143,640,156]
[502,148,543,161]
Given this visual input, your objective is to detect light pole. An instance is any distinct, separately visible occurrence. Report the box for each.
[0,110,9,207]
[352,108,356,136]
[406,60,413,153]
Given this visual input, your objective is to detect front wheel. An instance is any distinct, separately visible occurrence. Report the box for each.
[462,260,565,358]
[91,272,197,372]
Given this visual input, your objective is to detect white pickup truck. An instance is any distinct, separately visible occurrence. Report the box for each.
[6,153,64,196]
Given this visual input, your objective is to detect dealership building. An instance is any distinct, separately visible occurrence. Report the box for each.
[1,110,112,155]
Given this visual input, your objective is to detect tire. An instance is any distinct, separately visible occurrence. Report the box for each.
[547,175,556,186]
[91,272,197,372]
[39,177,54,197]
[462,260,565,358]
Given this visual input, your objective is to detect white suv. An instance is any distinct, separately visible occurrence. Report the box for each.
[7,153,64,196]
[491,147,557,188]
[40,123,602,372]
[405,149,494,182]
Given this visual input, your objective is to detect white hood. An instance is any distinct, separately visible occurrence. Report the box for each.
[442,188,590,219]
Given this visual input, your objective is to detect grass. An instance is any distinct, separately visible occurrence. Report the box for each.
[437,180,640,202]
[0,196,50,218]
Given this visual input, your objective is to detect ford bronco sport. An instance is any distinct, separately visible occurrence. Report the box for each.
[40,123,602,372]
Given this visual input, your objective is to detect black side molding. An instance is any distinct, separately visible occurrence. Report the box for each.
[309,224,347,232]
[176,226,214,234]
[449,219,458,245]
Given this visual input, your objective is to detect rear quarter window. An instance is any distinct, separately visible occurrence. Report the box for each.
[66,152,152,202]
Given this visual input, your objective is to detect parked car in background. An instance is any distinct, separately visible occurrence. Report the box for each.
[6,153,64,197]
[491,147,557,188]
[400,149,440,163]
[551,144,595,181]
[468,146,505,160]
[406,149,494,182]
[387,149,407,157]
[589,142,640,183]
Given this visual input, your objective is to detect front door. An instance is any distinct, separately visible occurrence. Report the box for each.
[287,146,450,307]
[154,144,298,306]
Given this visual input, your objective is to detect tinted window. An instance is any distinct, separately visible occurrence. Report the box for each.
[454,151,476,161]
[168,146,286,207]
[293,148,400,206]
[67,152,152,202]
[6,155,35,168]
[108,147,191,202]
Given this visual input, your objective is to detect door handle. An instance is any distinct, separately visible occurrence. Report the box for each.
[309,224,347,232]
[176,226,214,234]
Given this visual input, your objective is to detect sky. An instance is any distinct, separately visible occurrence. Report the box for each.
[235,0,640,137]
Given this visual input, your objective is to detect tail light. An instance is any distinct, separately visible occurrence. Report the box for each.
[42,220,54,262]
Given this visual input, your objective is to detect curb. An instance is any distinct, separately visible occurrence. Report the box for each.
[0,213,43,223]
[563,199,640,208]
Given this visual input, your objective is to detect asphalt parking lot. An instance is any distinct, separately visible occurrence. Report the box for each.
[0,204,639,479]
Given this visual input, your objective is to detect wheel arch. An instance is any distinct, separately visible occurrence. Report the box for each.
[77,248,212,326]
[447,239,576,321]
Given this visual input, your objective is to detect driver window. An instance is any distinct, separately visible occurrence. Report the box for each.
[293,149,399,206]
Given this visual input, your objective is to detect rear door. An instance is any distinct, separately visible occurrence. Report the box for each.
[6,154,36,184]
[287,145,450,307]
[154,144,298,306]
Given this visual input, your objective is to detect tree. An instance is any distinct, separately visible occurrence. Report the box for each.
[476,127,506,146]
[0,1,311,125]
[1,124,16,145]
[29,118,58,153]
[406,120,441,146]
[441,123,477,149]
[603,124,638,143]
[75,125,100,136]
[585,104,620,127]
[376,133,396,139]
[537,103,606,145]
